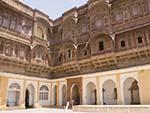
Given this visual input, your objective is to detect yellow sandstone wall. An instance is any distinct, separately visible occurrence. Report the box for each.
[0,76,8,109]
[139,69,150,104]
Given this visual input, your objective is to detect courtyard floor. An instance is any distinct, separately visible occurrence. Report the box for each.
[0,108,76,113]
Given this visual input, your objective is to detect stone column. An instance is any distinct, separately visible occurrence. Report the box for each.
[116,74,123,105]
[57,81,60,107]
[20,80,26,108]
[35,81,40,108]
[96,76,101,105]
[50,83,52,106]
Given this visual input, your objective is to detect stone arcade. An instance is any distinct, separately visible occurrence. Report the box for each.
[0,0,150,110]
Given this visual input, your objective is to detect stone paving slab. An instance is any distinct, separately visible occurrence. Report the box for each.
[0,108,75,113]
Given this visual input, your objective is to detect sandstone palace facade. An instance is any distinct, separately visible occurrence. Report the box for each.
[0,0,150,109]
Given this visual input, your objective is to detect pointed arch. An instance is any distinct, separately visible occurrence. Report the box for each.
[102,79,117,105]
[123,77,140,105]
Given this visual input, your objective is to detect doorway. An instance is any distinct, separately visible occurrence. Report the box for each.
[71,84,80,105]
[25,84,35,108]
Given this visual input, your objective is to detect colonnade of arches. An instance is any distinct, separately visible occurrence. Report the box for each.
[6,77,141,108]
[85,77,140,105]
[7,83,49,108]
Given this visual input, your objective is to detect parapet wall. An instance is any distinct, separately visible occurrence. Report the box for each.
[73,105,150,113]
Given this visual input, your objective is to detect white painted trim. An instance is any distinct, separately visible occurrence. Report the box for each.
[0,72,51,82]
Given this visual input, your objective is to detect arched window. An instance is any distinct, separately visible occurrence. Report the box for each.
[116,12,123,22]
[121,40,126,48]
[67,49,72,59]
[137,37,143,44]
[99,41,104,51]
[102,80,117,105]
[39,85,49,100]
[9,83,21,90]
[96,19,102,28]
[132,5,140,17]
[37,26,44,39]
[2,14,9,28]
[58,53,63,62]
[124,78,140,105]
[86,82,97,105]
[9,16,16,30]
[7,83,21,107]
[19,50,25,60]
[83,50,87,56]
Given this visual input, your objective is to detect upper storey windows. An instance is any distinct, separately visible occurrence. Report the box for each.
[99,41,104,51]
[32,45,49,65]
[90,34,114,55]
[95,19,103,28]
[89,2,110,31]
[2,13,10,28]
[0,7,33,37]
[9,16,16,30]
[34,17,52,41]
[120,40,126,48]
[36,26,45,39]
[112,11,124,25]
[0,37,30,61]
[111,0,150,26]
[62,18,76,41]
[116,12,123,22]
[67,49,72,59]
[77,16,89,36]
[123,9,130,21]
[131,4,141,18]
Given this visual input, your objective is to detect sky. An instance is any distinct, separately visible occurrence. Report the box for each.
[22,0,88,20]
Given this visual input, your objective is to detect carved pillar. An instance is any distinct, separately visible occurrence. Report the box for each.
[131,31,136,48]
[20,80,26,108]
[50,83,52,106]
[57,81,60,107]
[145,29,150,44]
[35,81,40,108]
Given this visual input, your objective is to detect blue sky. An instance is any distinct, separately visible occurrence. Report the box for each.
[22,0,88,20]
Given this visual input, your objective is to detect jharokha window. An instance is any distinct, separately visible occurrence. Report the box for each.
[19,50,25,60]
[2,14,9,28]
[39,86,49,100]
[9,16,16,30]
[99,41,104,51]
[37,26,44,39]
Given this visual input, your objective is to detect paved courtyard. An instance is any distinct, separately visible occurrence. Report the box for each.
[0,108,77,113]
